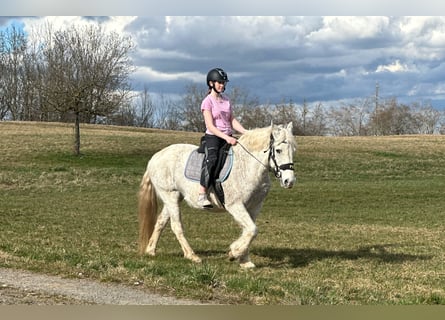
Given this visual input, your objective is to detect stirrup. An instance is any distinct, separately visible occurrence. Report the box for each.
[198,193,213,208]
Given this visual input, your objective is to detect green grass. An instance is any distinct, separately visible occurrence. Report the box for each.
[1,121,445,304]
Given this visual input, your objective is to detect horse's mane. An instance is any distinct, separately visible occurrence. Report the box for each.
[238,124,297,152]
[237,126,273,152]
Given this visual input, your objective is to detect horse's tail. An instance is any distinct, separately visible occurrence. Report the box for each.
[138,170,158,255]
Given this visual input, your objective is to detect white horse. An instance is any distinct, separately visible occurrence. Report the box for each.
[138,122,296,268]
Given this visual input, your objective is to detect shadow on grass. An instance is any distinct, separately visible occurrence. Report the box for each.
[253,244,433,268]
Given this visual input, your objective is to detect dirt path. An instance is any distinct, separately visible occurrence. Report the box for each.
[0,268,208,305]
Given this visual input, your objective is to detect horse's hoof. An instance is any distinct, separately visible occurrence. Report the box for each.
[240,261,256,269]
[228,251,236,261]
[188,254,202,263]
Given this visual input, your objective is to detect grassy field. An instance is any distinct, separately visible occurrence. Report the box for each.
[1,121,445,305]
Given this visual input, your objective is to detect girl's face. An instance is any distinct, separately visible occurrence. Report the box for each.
[212,80,226,92]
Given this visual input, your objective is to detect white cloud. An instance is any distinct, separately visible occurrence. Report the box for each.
[21,16,137,36]
[307,16,390,42]
[376,60,411,73]
[433,83,445,95]
[134,66,202,83]
[137,48,194,60]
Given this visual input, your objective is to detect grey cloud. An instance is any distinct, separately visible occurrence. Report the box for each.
[9,16,445,107]
[0,17,15,26]
[129,16,445,106]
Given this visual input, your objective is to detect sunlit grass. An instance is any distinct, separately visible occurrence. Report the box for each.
[1,121,445,304]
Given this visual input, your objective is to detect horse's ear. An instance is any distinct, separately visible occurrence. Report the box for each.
[272,124,283,140]
[286,122,293,132]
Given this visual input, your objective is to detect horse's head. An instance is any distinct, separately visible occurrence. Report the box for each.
[269,122,297,189]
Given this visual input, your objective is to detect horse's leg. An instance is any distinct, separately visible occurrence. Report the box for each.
[226,204,258,268]
[169,206,202,263]
[235,201,264,268]
[145,206,170,256]
[163,192,202,263]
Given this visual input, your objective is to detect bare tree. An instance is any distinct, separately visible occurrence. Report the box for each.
[228,86,265,129]
[274,99,299,130]
[230,94,270,130]
[0,25,28,120]
[135,85,155,128]
[305,102,328,136]
[410,101,441,134]
[154,93,183,130]
[438,112,445,134]
[0,30,9,119]
[181,83,207,132]
[369,98,417,135]
[300,100,309,135]
[36,23,134,155]
[328,99,372,136]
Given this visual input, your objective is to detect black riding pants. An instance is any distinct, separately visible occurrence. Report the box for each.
[200,134,226,189]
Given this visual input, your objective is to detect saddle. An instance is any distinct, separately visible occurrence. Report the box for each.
[184,140,233,206]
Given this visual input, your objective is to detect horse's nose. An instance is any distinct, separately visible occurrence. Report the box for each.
[284,177,295,188]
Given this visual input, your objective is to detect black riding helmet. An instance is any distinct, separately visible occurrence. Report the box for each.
[206,68,229,93]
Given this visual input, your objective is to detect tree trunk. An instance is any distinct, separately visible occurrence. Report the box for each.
[74,111,81,156]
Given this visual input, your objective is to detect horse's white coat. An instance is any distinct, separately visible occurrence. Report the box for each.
[138,123,296,268]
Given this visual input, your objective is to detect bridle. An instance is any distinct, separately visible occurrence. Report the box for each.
[267,134,295,179]
[237,134,294,179]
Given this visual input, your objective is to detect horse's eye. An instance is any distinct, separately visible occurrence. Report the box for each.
[276,149,282,154]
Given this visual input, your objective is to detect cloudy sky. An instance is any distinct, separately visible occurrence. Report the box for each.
[3,15,445,108]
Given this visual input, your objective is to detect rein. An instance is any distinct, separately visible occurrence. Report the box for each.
[236,140,268,169]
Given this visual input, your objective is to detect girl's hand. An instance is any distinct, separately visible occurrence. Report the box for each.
[226,136,238,145]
